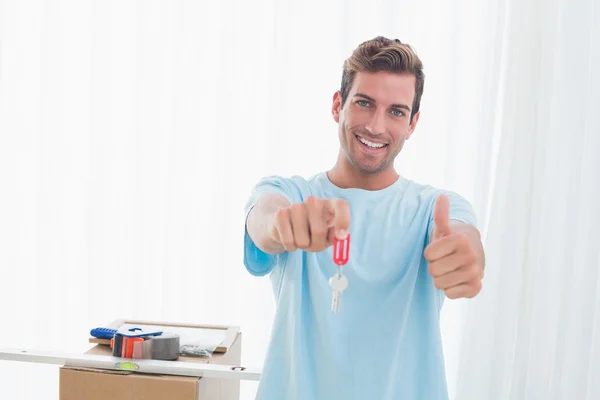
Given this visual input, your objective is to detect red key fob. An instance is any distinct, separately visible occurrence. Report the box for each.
[333,234,350,266]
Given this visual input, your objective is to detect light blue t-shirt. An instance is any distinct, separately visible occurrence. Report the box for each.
[243,172,477,400]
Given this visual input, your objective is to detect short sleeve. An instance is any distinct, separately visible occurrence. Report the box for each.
[427,190,478,244]
[243,176,297,277]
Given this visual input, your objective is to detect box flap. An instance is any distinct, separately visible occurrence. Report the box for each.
[60,367,198,400]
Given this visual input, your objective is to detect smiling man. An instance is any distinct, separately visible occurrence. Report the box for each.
[244,36,485,400]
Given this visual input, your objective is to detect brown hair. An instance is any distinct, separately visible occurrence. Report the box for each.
[340,36,425,121]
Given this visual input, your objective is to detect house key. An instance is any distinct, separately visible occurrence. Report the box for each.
[330,234,350,313]
[330,271,348,313]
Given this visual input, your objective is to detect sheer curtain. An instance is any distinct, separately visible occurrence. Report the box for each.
[1,0,596,399]
[454,0,600,399]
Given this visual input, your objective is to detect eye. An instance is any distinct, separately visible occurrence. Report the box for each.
[390,109,404,117]
[357,100,370,107]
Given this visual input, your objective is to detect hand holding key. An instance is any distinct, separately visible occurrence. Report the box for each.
[270,196,350,253]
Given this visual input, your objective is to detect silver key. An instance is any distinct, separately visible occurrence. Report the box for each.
[329,271,348,313]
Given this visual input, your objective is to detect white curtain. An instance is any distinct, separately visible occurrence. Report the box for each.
[454,0,600,399]
[0,0,597,399]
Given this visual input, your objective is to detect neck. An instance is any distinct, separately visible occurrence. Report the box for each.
[327,154,400,191]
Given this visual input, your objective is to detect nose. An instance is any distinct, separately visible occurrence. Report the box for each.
[365,109,386,136]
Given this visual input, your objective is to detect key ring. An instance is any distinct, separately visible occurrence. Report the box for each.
[333,234,350,266]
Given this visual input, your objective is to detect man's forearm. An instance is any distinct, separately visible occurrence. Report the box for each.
[246,193,290,255]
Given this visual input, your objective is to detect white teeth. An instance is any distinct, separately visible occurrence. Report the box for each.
[358,137,385,149]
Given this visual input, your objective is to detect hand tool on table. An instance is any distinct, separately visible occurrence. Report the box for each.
[90,326,177,360]
[90,326,163,340]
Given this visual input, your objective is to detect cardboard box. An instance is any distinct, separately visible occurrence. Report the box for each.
[59,321,243,400]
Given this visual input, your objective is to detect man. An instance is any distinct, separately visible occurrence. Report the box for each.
[244,36,485,400]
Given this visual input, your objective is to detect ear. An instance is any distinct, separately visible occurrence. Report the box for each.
[332,91,342,123]
[406,111,420,140]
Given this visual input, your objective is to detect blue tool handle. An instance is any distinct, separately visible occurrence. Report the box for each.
[90,327,118,339]
[120,327,163,338]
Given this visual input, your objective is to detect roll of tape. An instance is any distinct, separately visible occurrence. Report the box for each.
[112,334,123,357]
[146,333,180,361]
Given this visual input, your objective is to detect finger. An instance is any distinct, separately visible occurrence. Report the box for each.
[273,208,296,252]
[427,252,467,277]
[433,194,451,238]
[432,264,480,290]
[424,233,464,262]
[326,227,336,246]
[289,203,310,249]
[444,280,482,299]
[328,199,350,239]
[304,197,328,250]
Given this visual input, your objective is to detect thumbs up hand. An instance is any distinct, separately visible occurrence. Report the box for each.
[424,194,484,299]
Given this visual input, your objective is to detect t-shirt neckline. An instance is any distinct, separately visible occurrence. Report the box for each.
[318,171,409,199]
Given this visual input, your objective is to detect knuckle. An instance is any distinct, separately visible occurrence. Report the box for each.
[305,196,318,207]
[296,238,310,249]
[424,247,433,261]
[445,290,458,299]
[468,266,481,280]
[315,230,333,247]
[427,262,438,276]
[334,198,350,212]
[466,250,477,264]
[334,197,347,206]
[461,282,482,299]
[290,203,305,215]
[283,243,296,252]
[275,208,289,223]
[311,226,328,237]
[458,233,470,247]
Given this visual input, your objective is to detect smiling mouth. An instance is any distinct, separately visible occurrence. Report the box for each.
[355,135,388,150]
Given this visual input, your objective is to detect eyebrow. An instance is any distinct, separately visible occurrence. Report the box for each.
[353,92,412,112]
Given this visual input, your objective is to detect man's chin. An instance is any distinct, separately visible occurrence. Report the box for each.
[352,158,388,175]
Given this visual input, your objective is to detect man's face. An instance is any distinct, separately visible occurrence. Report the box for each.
[332,71,420,175]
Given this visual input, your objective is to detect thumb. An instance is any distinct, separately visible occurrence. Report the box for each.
[433,194,451,238]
